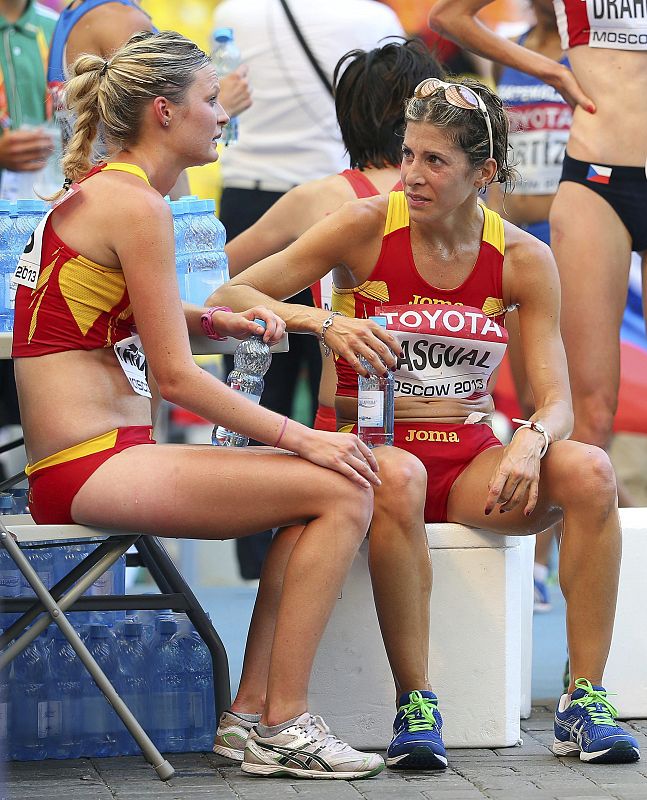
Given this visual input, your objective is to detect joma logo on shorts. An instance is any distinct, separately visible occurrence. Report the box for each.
[404,430,460,443]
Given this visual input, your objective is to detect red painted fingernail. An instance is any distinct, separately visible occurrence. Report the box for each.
[587,103,595,114]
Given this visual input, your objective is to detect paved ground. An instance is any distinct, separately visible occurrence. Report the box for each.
[4,705,647,800]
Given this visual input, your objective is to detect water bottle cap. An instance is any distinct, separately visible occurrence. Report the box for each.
[124,621,143,636]
[158,619,178,634]
[16,199,35,211]
[169,199,187,215]
[0,200,10,212]
[90,623,109,637]
[204,198,216,213]
[193,199,210,213]
[253,318,267,330]
[12,487,28,497]
[0,493,13,509]
[369,315,388,329]
[213,27,234,42]
[179,195,199,201]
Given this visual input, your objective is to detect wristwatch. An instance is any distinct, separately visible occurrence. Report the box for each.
[511,418,550,459]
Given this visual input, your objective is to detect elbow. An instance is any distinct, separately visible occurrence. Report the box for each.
[155,366,196,407]
[428,2,453,36]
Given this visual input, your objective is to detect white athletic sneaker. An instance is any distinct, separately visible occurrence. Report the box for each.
[213,711,256,761]
[241,712,385,779]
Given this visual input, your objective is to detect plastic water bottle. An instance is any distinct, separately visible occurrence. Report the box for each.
[210,27,241,145]
[213,319,272,446]
[88,553,126,626]
[79,624,121,757]
[47,625,83,759]
[9,633,50,760]
[179,628,215,751]
[150,619,188,752]
[53,543,91,627]
[184,198,229,304]
[357,316,394,448]
[11,486,29,514]
[115,620,149,756]
[14,199,47,251]
[0,630,9,756]
[0,493,21,630]
[0,200,16,332]
[20,544,54,598]
[170,199,190,300]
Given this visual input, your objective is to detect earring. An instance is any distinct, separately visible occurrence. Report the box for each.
[164,119,170,127]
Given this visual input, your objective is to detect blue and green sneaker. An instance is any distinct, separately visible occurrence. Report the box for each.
[553,678,640,763]
[386,690,447,770]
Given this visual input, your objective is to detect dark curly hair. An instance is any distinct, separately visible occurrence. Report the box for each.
[333,39,443,170]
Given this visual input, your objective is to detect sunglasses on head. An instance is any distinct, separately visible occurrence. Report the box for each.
[413,78,494,161]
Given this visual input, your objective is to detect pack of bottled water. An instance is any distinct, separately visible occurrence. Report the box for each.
[167,195,229,305]
[1,494,215,761]
[0,199,48,333]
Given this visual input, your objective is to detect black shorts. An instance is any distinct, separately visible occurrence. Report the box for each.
[560,153,647,252]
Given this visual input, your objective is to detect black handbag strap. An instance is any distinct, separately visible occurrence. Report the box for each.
[277,0,334,97]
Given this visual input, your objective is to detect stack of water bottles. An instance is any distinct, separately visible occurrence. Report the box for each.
[0,607,216,759]
[0,199,49,332]
[168,195,229,306]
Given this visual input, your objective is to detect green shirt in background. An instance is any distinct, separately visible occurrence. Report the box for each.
[0,0,58,130]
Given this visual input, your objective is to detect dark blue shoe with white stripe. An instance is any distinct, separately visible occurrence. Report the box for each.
[386,690,447,770]
[553,678,640,763]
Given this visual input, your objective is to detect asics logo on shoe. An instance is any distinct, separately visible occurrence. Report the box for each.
[255,741,335,772]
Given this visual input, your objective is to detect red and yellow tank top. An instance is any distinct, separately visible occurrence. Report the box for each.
[333,190,507,397]
[12,162,149,358]
[311,169,403,310]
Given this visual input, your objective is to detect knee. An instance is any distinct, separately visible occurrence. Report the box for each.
[551,443,617,512]
[572,395,617,450]
[373,447,427,513]
[332,478,374,540]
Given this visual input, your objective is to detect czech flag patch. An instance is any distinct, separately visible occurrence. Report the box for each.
[587,164,612,184]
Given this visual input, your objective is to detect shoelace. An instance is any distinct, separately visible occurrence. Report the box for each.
[401,690,438,732]
[570,678,619,726]
[302,714,353,755]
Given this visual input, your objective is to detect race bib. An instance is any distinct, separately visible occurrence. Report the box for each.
[11,184,80,293]
[114,334,152,398]
[508,128,570,195]
[587,0,647,49]
[380,304,508,400]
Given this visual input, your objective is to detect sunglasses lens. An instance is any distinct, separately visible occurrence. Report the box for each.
[446,85,480,110]
[415,77,443,98]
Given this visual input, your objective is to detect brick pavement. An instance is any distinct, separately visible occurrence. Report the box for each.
[4,705,647,800]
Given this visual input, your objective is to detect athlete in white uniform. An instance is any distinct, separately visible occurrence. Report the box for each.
[429,0,647,479]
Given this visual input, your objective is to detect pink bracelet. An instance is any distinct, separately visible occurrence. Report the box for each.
[273,416,288,448]
[200,306,232,340]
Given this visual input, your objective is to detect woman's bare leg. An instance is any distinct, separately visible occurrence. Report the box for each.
[72,444,374,723]
[368,446,432,700]
[447,440,619,691]
[232,525,303,714]
[550,183,632,449]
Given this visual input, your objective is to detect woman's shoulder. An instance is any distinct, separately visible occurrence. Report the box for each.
[502,219,556,282]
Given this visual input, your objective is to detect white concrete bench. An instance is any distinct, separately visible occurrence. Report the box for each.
[310,523,534,749]
[603,508,647,719]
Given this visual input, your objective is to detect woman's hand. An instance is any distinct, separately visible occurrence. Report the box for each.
[294,428,381,490]
[484,428,545,517]
[323,315,400,376]
[219,66,253,118]
[209,307,286,344]
[549,63,595,114]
